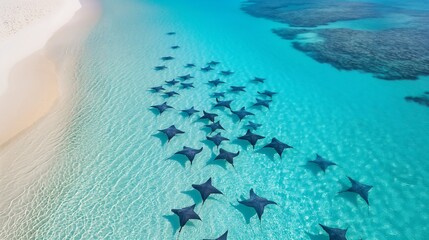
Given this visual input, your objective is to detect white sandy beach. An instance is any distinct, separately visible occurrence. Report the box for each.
[0,0,81,146]
[0,0,101,237]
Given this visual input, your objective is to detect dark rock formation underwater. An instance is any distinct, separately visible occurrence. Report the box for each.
[242,0,429,107]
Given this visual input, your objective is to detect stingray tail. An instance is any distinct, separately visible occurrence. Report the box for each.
[233,165,238,174]
[176,228,182,240]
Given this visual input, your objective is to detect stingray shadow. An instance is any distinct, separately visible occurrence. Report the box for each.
[211,103,231,111]
[255,147,276,161]
[199,127,212,135]
[148,89,158,94]
[206,159,229,170]
[163,214,197,236]
[181,189,203,205]
[231,139,252,151]
[201,139,216,151]
[231,200,256,224]
[152,132,168,146]
[302,162,324,175]
[204,196,223,206]
[163,214,180,236]
[337,182,359,207]
[241,124,260,131]
[179,111,191,119]
[249,105,267,111]
[305,232,328,240]
[205,152,229,170]
[193,118,209,125]
[168,154,189,168]
[149,108,162,116]
[226,114,241,124]
[228,90,243,95]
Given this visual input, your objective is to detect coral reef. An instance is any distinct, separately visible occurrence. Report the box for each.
[289,28,429,80]
[242,0,385,27]
[242,0,429,80]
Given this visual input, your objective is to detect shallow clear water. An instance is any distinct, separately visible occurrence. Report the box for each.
[6,0,429,239]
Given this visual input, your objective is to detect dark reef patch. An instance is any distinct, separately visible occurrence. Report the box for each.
[405,92,429,107]
[288,28,429,80]
[242,0,429,80]
[242,0,385,27]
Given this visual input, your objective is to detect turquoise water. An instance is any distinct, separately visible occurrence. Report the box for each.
[4,0,429,239]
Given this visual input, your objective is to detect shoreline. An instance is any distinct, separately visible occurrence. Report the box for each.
[0,51,59,147]
[0,0,101,237]
[0,0,81,146]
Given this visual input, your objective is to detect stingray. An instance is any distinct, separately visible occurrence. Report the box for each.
[181,107,200,117]
[208,79,225,87]
[154,65,167,71]
[165,79,179,86]
[308,154,336,172]
[171,45,180,49]
[230,86,246,92]
[238,130,265,148]
[257,90,277,98]
[220,70,234,76]
[192,178,223,204]
[201,66,214,72]
[158,125,185,142]
[262,138,292,157]
[245,121,262,130]
[151,102,173,114]
[339,177,373,205]
[150,85,165,92]
[205,121,225,133]
[214,98,232,109]
[251,77,265,84]
[231,107,255,121]
[167,32,176,35]
[204,231,228,240]
[171,204,201,233]
[200,111,218,122]
[164,91,179,98]
[185,63,196,68]
[215,148,239,166]
[319,224,348,240]
[211,92,226,98]
[174,146,204,164]
[161,56,175,61]
[253,98,272,109]
[207,61,220,66]
[178,74,193,81]
[206,133,229,148]
[181,82,194,89]
[238,189,277,220]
